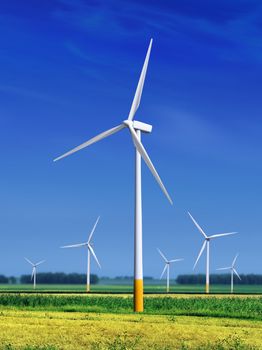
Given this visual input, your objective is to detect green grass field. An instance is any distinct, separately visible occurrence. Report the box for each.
[0,283,261,294]
[0,293,261,319]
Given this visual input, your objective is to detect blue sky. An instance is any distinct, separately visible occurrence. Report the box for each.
[0,0,261,278]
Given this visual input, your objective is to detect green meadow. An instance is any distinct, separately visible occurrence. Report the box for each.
[0,283,261,294]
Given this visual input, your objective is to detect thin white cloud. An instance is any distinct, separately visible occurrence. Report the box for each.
[0,85,64,104]
[152,106,261,167]
[53,0,262,64]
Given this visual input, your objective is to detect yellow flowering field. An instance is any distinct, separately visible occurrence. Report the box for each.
[0,309,261,349]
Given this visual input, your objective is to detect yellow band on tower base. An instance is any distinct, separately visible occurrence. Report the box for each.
[206,284,209,293]
[134,279,143,312]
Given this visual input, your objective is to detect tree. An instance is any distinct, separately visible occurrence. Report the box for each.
[0,275,8,283]
[20,272,99,284]
[8,276,17,284]
[176,274,262,285]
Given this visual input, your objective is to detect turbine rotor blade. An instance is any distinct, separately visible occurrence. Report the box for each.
[193,240,207,270]
[233,268,241,280]
[128,124,173,204]
[169,258,184,263]
[60,243,87,249]
[232,253,239,267]
[209,232,237,239]
[216,267,231,271]
[128,39,153,121]
[35,260,45,266]
[88,216,100,244]
[24,257,34,266]
[88,244,101,269]
[31,267,35,280]
[157,248,168,263]
[54,124,125,162]
[188,212,207,238]
[160,264,168,279]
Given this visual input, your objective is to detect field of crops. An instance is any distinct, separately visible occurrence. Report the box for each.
[0,292,261,349]
[0,309,261,350]
[0,293,262,319]
[0,283,261,294]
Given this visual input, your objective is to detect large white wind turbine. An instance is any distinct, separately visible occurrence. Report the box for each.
[188,212,237,293]
[24,258,45,290]
[217,254,241,293]
[60,216,101,292]
[54,39,173,311]
[158,248,183,293]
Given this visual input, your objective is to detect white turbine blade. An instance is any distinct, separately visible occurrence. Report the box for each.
[188,212,207,238]
[232,253,239,267]
[169,258,184,263]
[24,257,34,266]
[88,216,100,244]
[88,245,101,269]
[216,267,231,271]
[128,124,173,204]
[60,242,87,249]
[233,268,241,280]
[128,39,153,121]
[54,124,125,162]
[160,264,168,279]
[35,260,45,266]
[209,232,237,239]
[31,267,35,280]
[193,240,207,270]
[157,248,168,263]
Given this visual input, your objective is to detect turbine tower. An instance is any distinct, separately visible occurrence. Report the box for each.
[24,258,45,290]
[217,254,241,293]
[188,212,237,294]
[158,248,183,293]
[54,39,173,312]
[60,216,101,292]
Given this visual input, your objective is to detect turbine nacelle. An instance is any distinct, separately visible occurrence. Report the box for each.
[123,120,152,133]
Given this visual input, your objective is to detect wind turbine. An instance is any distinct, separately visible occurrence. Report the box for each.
[60,216,101,292]
[24,258,45,290]
[53,39,173,311]
[217,254,241,293]
[188,212,237,294]
[158,248,183,293]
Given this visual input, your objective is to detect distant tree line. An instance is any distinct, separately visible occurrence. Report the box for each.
[176,274,262,285]
[0,275,17,284]
[0,273,99,284]
[20,272,99,284]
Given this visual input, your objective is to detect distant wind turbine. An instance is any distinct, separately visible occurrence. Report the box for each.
[24,257,45,290]
[157,248,183,293]
[188,212,237,293]
[53,39,173,312]
[217,254,241,293]
[60,216,101,292]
